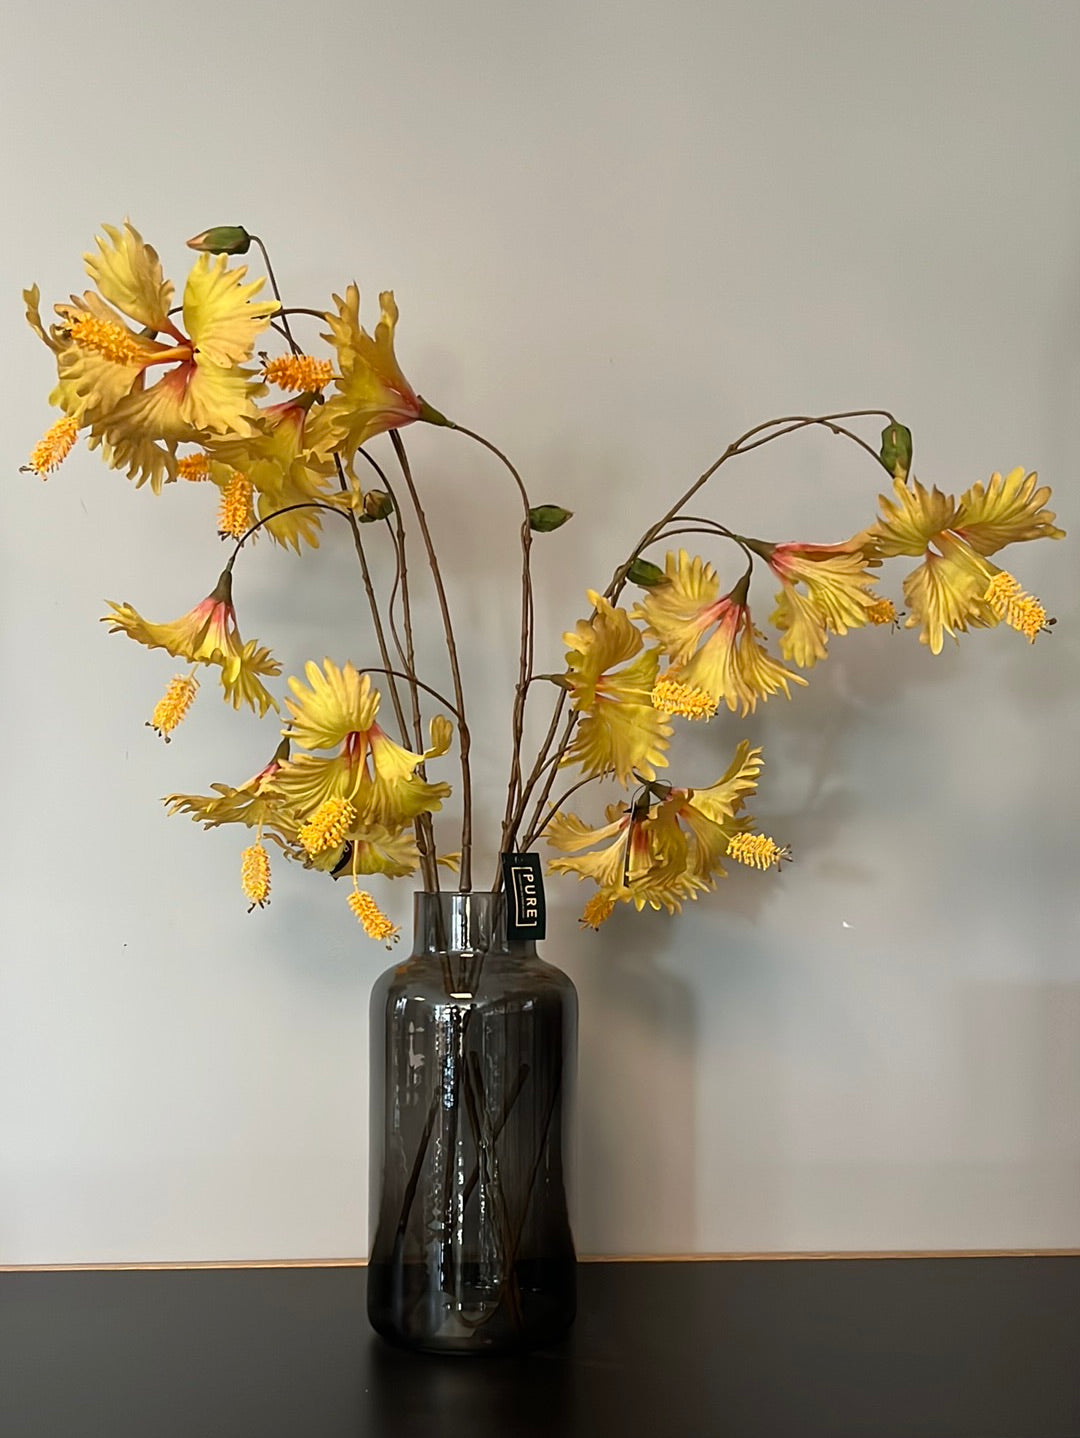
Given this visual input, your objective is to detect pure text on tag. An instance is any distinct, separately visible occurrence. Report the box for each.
[501,853,546,940]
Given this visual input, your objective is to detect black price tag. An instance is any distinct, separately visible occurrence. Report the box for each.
[501,853,547,940]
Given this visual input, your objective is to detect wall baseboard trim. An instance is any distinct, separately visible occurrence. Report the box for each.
[2,1249,1077,1273]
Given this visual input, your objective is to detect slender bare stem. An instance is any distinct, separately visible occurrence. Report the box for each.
[389,431,474,891]
[333,454,438,890]
[525,769,615,847]
[250,236,301,356]
[516,410,898,836]
[441,423,536,872]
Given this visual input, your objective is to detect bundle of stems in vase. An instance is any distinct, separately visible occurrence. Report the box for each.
[22,221,1065,943]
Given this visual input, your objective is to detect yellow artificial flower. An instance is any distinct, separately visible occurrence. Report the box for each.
[319,285,426,458]
[561,592,672,784]
[271,660,451,831]
[638,551,805,717]
[546,741,784,926]
[27,222,277,491]
[762,540,879,669]
[206,394,339,552]
[865,471,1063,653]
[164,740,297,841]
[103,568,280,715]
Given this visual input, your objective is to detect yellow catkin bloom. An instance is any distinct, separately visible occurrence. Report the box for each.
[298,797,357,856]
[580,892,616,929]
[217,473,255,539]
[26,415,79,476]
[726,833,792,871]
[178,453,212,481]
[348,888,400,946]
[984,572,1048,642]
[147,673,199,742]
[241,842,272,910]
[67,313,142,364]
[263,354,335,392]
[650,677,718,721]
[867,598,898,626]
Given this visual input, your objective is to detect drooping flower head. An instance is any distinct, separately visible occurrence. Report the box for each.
[637,551,806,718]
[547,741,786,927]
[25,222,278,491]
[319,285,442,460]
[749,538,881,669]
[865,469,1063,652]
[269,660,452,865]
[560,592,671,784]
[103,567,280,715]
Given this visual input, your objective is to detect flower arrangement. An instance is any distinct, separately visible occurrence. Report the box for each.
[23,221,1065,945]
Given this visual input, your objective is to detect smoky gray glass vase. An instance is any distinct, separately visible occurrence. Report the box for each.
[366,891,577,1354]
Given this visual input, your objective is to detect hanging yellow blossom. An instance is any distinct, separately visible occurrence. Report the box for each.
[637,551,805,716]
[866,471,1063,652]
[319,285,435,459]
[148,673,199,742]
[560,592,672,784]
[103,568,280,715]
[241,843,272,909]
[165,740,298,844]
[25,415,79,476]
[26,222,278,491]
[348,888,400,946]
[758,539,879,669]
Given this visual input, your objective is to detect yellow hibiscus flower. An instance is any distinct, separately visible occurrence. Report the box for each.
[270,659,452,830]
[638,552,805,718]
[318,285,437,459]
[560,593,672,784]
[759,540,880,669]
[102,568,280,715]
[164,739,297,842]
[866,469,1063,652]
[27,222,277,491]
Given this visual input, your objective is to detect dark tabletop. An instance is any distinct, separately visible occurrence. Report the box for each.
[2,1257,1078,1437]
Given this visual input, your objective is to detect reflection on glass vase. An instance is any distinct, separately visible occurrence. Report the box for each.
[367,891,577,1354]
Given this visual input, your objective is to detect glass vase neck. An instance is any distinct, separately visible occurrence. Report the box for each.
[412,890,534,957]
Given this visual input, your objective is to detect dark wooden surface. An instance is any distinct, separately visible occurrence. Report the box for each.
[2,1258,1078,1437]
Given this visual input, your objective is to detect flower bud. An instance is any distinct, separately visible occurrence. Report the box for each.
[362,489,395,522]
[626,557,667,588]
[879,422,913,482]
[528,504,573,533]
[186,226,252,255]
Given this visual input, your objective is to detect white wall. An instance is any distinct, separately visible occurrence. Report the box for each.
[1,0,1077,1264]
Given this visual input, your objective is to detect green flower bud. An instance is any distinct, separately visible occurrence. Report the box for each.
[528,504,573,533]
[879,423,913,482]
[186,226,252,256]
[362,489,395,522]
[626,557,667,588]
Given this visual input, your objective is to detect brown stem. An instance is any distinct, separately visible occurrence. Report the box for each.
[250,236,301,356]
[524,769,615,847]
[389,430,474,891]
[519,411,898,818]
[441,424,535,875]
[334,453,438,890]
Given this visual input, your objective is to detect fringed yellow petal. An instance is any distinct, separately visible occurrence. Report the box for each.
[148,673,199,742]
[83,221,174,330]
[182,253,278,367]
[956,468,1065,555]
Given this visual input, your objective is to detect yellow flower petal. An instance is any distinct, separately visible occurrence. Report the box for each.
[954,468,1065,555]
[320,285,422,456]
[284,659,381,750]
[869,477,960,558]
[83,221,174,331]
[182,253,278,367]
